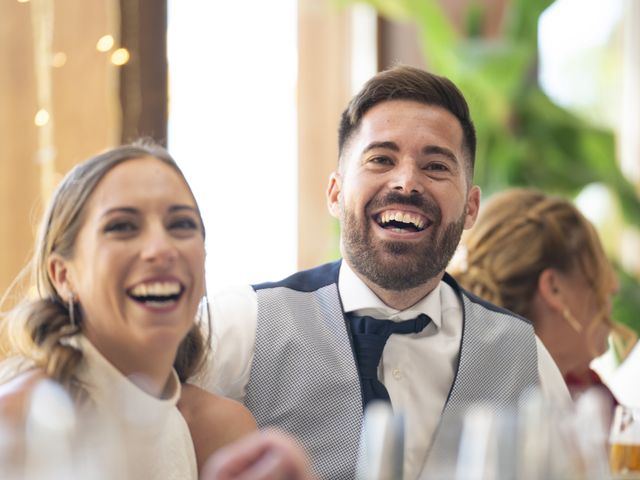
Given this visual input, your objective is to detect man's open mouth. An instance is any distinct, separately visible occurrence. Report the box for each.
[374,209,430,233]
[127,281,185,308]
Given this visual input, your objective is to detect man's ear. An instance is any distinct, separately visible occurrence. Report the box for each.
[48,253,74,301]
[463,185,481,230]
[326,171,342,219]
[537,268,565,314]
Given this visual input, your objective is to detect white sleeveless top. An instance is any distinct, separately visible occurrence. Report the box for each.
[74,336,198,479]
[0,336,198,479]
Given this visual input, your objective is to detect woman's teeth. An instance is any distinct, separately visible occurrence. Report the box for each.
[128,282,183,305]
[130,282,181,297]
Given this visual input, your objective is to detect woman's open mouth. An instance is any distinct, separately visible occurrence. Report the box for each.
[127,281,185,308]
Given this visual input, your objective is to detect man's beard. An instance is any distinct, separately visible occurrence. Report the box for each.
[341,191,466,291]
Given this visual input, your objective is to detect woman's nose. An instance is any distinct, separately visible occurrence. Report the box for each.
[141,228,178,265]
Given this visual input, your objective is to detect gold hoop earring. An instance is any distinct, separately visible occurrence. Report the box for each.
[562,307,583,333]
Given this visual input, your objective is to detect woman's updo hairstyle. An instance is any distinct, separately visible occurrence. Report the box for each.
[452,188,615,321]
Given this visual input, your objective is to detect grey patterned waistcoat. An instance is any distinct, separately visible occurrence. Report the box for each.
[244,261,538,479]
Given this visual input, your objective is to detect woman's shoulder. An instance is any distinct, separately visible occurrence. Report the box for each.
[0,369,48,425]
[178,383,257,472]
[178,383,256,432]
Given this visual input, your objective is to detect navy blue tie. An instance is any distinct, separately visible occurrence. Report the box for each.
[348,313,431,408]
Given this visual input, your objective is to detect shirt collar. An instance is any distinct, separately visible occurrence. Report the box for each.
[338,261,443,329]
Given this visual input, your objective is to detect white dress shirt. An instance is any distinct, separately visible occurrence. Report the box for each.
[203,262,570,479]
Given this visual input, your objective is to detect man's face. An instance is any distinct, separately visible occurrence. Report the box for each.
[327,99,480,291]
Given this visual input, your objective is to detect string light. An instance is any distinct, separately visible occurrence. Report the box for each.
[34,109,50,127]
[51,52,67,68]
[96,35,114,52]
[110,48,130,66]
[17,0,30,3]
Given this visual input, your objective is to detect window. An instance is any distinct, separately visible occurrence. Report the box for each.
[167,1,298,290]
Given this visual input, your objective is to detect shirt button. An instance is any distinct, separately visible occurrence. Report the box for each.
[392,368,402,380]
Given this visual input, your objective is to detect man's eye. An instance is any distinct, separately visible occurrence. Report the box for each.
[104,221,137,233]
[370,156,392,165]
[426,163,449,172]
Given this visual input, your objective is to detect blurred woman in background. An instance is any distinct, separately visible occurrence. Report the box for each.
[451,188,627,404]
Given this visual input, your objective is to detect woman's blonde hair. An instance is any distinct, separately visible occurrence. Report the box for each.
[0,142,210,396]
[452,188,615,321]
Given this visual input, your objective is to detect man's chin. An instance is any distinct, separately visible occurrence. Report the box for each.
[356,254,429,291]
[380,240,422,256]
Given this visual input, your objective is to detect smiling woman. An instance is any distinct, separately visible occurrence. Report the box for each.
[0,143,256,478]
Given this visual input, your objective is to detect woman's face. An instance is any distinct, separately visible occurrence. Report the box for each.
[53,156,205,371]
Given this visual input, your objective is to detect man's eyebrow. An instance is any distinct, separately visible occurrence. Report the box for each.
[423,145,458,163]
[362,141,400,154]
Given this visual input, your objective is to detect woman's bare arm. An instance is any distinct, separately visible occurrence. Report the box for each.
[178,383,257,473]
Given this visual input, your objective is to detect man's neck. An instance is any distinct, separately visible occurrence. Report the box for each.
[356,269,444,310]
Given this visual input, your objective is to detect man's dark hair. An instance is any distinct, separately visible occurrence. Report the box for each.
[338,65,476,177]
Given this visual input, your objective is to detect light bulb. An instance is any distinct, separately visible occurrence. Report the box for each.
[96,35,115,52]
[110,48,130,66]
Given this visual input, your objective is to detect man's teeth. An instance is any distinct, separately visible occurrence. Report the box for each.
[378,211,426,229]
[130,282,181,298]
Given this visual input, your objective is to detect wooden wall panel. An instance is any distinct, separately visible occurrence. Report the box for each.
[0,1,41,300]
[0,0,118,300]
[119,0,167,144]
[52,0,119,169]
[297,0,352,269]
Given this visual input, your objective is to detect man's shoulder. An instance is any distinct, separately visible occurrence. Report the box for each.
[252,260,342,293]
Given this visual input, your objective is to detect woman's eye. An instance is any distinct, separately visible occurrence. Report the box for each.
[170,217,199,230]
[104,221,137,233]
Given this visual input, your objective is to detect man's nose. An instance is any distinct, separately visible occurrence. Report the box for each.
[390,160,424,194]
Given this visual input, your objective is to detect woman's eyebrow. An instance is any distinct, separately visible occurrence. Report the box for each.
[100,206,138,218]
[168,205,198,213]
[99,205,198,217]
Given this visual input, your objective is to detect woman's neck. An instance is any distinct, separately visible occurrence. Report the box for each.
[83,332,177,398]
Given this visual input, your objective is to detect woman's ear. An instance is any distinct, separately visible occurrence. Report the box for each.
[537,268,565,314]
[48,253,74,301]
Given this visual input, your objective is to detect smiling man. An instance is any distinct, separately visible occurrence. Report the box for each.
[199,66,570,479]
[329,97,477,309]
